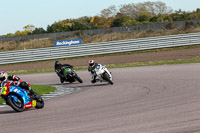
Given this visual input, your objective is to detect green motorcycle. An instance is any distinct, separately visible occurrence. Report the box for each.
[61,67,83,83]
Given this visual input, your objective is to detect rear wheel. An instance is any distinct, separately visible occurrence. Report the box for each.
[74,75,83,83]
[103,73,113,85]
[35,96,44,109]
[7,94,24,112]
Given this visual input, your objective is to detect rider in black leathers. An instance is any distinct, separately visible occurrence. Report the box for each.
[54,61,73,83]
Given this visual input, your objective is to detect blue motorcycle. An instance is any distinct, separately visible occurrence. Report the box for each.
[0,81,44,112]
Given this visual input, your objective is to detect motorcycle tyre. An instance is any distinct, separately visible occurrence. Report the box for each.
[7,94,24,112]
[35,96,44,109]
[73,75,83,83]
[103,73,113,85]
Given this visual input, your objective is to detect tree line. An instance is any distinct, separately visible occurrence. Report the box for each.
[6,1,200,37]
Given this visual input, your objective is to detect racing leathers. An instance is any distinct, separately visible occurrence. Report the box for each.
[54,63,73,83]
[6,75,37,96]
[88,63,98,83]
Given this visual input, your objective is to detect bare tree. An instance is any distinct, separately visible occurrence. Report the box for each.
[153,1,173,14]
[100,5,117,18]
[119,1,173,19]
[119,3,139,19]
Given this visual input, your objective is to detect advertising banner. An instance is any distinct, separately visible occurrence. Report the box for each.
[54,39,82,47]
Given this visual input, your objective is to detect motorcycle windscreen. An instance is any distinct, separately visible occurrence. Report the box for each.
[63,68,70,75]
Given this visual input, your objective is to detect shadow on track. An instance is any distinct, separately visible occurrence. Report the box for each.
[48,82,110,88]
[0,107,37,114]
[72,83,110,88]
[49,82,82,86]
[47,83,110,88]
[0,110,16,114]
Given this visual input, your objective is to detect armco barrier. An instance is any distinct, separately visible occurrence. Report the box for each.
[0,32,200,65]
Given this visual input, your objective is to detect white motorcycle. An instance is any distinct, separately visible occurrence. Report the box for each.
[94,64,113,85]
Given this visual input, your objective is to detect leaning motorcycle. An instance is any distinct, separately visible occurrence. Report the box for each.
[60,67,83,83]
[94,64,113,85]
[0,81,44,112]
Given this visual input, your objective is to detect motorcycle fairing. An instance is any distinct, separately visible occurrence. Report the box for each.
[8,86,32,105]
[24,100,36,109]
[63,68,70,75]
[95,64,105,75]
[0,86,9,97]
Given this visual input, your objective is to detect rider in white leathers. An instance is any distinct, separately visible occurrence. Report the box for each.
[88,60,98,83]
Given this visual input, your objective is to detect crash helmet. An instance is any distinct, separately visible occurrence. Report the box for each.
[55,61,61,67]
[55,61,60,66]
[0,71,8,82]
[88,60,95,67]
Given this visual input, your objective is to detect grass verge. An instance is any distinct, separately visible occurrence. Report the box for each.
[0,84,57,104]
[7,57,200,75]
[107,58,200,68]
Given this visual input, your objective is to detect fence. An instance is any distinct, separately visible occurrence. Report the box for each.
[1,19,200,42]
[0,32,200,65]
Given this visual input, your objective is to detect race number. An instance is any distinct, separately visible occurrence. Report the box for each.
[1,86,7,95]
[32,100,36,107]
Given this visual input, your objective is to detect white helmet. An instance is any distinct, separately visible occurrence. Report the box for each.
[88,60,95,67]
[0,71,8,82]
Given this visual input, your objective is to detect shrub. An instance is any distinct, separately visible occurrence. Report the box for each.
[165,23,175,29]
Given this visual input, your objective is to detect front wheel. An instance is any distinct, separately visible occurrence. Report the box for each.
[103,73,113,85]
[7,94,24,112]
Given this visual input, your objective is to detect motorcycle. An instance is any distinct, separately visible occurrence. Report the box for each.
[0,81,44,112]
[60,67,83,83]
[94,64,113,85]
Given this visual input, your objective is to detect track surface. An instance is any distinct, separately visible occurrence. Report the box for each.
[0,64,200,133]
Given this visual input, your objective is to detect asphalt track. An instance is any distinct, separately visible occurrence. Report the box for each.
[0,63,200,133]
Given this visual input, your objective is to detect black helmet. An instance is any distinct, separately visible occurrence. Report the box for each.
[55,61,60,66]
[55,61,61,69]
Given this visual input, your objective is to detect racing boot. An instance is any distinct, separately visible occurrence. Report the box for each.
[28,87,40,100]
[60,77,64,83]
[91,75,97,83]
[91,79,96,83]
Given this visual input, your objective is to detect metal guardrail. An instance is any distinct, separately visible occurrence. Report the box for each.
[0,32,200,65]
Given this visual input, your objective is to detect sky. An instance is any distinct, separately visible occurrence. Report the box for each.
[0,0,200,35]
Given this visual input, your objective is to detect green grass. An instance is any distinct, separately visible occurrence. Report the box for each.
[6,57,200,75]
[30,84,57,96]
[0,84,57,104]
[107,58,200,68]
[7,67,88,75]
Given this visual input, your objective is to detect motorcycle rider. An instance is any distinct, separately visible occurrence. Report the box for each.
[88,60,98,83]
[54,61,73,83]
[0,71,37,97]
